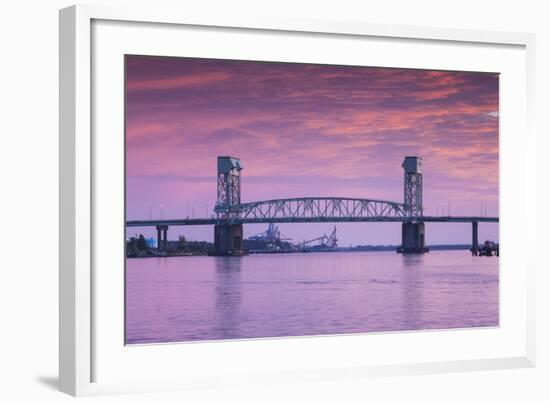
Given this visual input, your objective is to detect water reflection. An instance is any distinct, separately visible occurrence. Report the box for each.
[401,253,425,268]
[125,251,499,344]
[400,254,424,329]
[214,257,242,339]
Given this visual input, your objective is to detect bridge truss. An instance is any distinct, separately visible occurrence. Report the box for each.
[231,197,406,223]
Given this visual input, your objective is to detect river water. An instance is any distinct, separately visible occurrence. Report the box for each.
[125,251,498,344]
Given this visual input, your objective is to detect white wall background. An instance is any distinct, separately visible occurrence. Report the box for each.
[0,0,548,399]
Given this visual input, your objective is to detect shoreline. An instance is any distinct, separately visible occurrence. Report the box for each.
[127,244,479,259]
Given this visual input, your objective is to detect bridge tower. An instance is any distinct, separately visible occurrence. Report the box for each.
[399,156,428,253]
[211,156,247,256]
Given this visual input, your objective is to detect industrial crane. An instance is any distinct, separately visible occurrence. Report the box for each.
[296,226,338,250]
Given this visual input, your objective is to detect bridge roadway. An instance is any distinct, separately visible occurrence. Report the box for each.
[126,196,498,255]
[126,197,498,227]
[126,215,498,227]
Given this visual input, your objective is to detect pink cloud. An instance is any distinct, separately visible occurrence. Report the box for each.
[124,56,499,244]
[126,71,231,91]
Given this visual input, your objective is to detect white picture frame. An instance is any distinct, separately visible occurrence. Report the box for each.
[59,4,536,397]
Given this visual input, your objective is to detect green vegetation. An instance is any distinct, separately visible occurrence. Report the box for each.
[175,235,213,255]
[126,234,150,257]
[126,234,213,257]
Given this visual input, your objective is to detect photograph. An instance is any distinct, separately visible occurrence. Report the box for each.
[124,55,500,345]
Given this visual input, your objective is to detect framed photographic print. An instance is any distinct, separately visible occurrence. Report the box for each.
[59,4,536,396]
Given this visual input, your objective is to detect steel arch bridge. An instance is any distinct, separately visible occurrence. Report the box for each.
[230,197,406,223]
[126,156,499,256]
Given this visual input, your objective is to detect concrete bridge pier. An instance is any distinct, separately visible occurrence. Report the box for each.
[211,224,248,256]
[471,221,479,255]
[398,221,429,254]
[156,225,168,252]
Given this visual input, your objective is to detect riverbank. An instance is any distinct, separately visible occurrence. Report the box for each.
[127,243,480,258]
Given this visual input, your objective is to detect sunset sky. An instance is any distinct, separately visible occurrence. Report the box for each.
[125,55,499,246]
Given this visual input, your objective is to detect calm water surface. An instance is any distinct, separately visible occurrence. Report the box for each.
[125,251,498,344]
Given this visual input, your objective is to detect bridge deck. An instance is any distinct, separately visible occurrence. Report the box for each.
[126,197,498,227]
[126,216,498,227]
